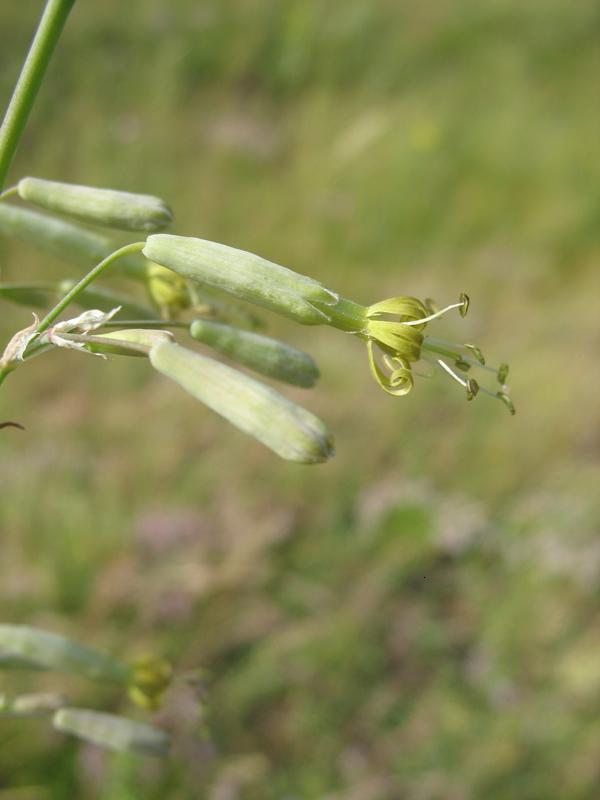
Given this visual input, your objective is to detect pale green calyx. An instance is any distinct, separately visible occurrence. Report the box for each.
[17,177,173,232]
[189,318,319,388]
[149,340,334,463]
[0,625,130,684]
[53,708,171,757]
[143,234,340,325]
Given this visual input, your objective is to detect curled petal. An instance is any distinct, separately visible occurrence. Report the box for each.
[367,340,414,397]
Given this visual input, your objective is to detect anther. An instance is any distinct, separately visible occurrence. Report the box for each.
[497,363,509,384]
[464,344,485,365]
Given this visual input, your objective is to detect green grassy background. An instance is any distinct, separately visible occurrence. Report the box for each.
[1,0,600,797]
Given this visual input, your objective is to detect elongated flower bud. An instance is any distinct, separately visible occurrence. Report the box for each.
[0,203,145,278]
[53,708,171,757]
[18,177,173,232]
[189,319,319,388]
[0,625,130,684]
[1,692,65,717]
[143,234,340,325]
[149,341,333,463]
[83,329,174,357]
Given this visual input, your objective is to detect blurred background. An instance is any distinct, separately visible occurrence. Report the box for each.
[1,0,599,797]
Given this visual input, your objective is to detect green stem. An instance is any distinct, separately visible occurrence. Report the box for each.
[0,243,144,389]
[0,186,19,202]
[36,242,146,333]
[0,0,76,192]
[97,319,188,330]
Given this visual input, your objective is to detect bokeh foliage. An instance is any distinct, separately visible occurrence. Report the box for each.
[1,0,599,797]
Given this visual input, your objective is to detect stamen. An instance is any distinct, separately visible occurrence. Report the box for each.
[496,392,515,415]
[401,297,468,327]
[497,363,509,384]
[464,344,485,365]
[436,359,468,388]
[425,338,502,376]
[466,378,479,401]
[477,385,516,415]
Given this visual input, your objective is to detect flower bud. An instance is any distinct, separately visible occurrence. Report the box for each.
[53,708,171,757]
[128,655,173,710]
[84,328,174,357]
[149,341,334,463]
[189,319,319,388]
[0,625,130,684]
[143,234,339,325]
[2,692,65,717]
[0,203,145,278]
[18,177,173,232]
[146,262,190,316]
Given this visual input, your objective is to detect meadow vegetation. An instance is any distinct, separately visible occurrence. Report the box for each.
[1,0,599,797]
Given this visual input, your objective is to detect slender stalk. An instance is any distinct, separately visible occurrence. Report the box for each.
[36,242,145,333]
[97,319,188,330]
[0,0,76,191]
[0,187,19,201]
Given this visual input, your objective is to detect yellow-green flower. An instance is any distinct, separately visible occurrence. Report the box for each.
[363,293,514,413]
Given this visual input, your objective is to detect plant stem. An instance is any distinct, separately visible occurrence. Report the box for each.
[0,368,12,388]
[36,242,146,333]
[0,0,76,192]
[97,319,188,330]
[0,187,19,202]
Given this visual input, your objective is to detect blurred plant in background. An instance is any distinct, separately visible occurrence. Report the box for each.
[1,0,599,798]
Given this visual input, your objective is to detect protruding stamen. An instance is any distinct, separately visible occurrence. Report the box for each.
[477,385,516,415]
[401,295,469,327]
[437,359,468,388]
[464,344,485,365]
[454,358,471,372]
[466,378,479,401]
[497,363,509,384]
[496,392,515,415]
